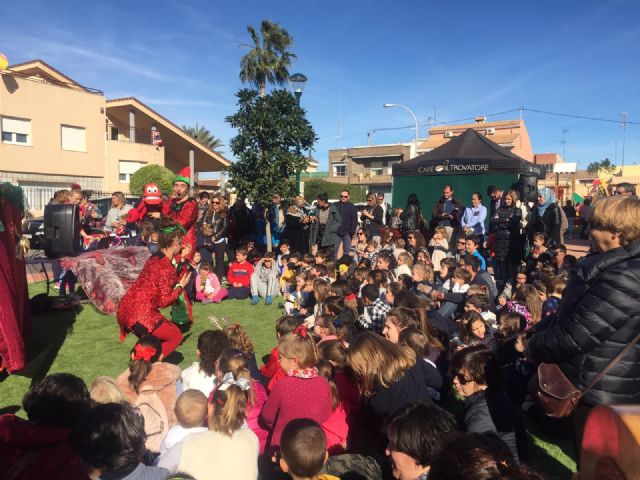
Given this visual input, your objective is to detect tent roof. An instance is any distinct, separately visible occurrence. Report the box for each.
[393,128,543,178]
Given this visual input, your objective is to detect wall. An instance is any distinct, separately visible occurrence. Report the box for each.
[104,139,164,192]
[0,74,106,178]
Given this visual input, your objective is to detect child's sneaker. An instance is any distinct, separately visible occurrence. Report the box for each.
[251,295,260,305]
[265,295,273,305]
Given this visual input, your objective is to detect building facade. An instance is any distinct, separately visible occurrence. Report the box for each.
[0,60,229,212]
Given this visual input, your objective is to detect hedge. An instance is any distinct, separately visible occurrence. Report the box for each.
[303,179,367,203]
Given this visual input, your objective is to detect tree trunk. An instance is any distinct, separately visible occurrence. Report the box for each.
[265,211,273,253]
[260,80,266,97]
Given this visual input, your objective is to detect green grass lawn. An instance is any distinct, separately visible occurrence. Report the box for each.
[1,284,577,479]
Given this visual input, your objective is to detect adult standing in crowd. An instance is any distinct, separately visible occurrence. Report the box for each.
[579,197,593,239]
[164,167,199,261]
[431,184,464,244]
[285,195,311,255]
[461,192,487,238]
[491,189,523,291]
[529,187,562,248]
[400,193,421,239]
[195,191,210,227]
[361,192,384,243]
[377,192,391,226]
[268,194,286,248]
[334,190,358,259]
[487,185,505,221]
[205,194,233,281]
[229,197,252,248]
[527,195,640,449]
[562,199,577,239]
[104,191,133,233]
[310,192,341,254]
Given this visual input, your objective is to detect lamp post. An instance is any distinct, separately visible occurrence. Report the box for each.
[290,73,308,194]
[383,103,419,158]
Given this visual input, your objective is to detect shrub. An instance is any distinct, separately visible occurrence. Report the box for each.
[129,165,175,196]
[303,180,367,203]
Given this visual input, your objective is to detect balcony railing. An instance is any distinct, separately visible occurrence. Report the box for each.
[329,173,392,184]
[107,124,156,146]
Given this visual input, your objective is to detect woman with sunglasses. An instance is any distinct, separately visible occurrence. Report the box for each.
[451,345,527,463]
[405,230,426,258]
[203,194,234,281]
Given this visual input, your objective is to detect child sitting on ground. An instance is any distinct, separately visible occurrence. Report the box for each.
[429,226,449,273]
[395,252,413,278]
[227,246,254,300]
[250,252,279,305]
[459,311,497,351]
[541,275,566,322]
[464,293,497,328]
[313,314,347,346]
[181,330,231,397]
[412,262,436,297]
[357,284,391,335]
[260,315,303,392]
[261,326,333,452]
[392,237,406,259]
[225,323,262,381]
[159,389,208,455]
[279,418,338,480]
[195,262,228,304]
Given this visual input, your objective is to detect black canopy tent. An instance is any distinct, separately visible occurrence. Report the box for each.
[392,129,543,219]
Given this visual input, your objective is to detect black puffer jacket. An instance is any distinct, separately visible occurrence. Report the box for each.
[492,205,522,261]
[527,241,640,406]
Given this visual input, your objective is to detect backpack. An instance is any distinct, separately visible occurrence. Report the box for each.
[559,205,568,234]
[134,385,169,453]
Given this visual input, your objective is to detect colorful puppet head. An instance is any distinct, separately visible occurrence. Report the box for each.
[143,183,163,205]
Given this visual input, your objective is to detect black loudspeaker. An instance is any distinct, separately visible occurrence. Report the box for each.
[44,204,80,258]
[518,174,539,203]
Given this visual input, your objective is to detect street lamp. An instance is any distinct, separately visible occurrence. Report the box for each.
[383,103,419,158]
[290,73,308,104]
[290,73,308,194]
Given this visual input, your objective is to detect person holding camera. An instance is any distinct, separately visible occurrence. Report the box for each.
[431,184,464,244]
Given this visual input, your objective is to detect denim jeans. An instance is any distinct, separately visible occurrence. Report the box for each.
[334,233,352,260]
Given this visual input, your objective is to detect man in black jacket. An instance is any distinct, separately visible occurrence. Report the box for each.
[431,185,464,244]
[334,189,358,260]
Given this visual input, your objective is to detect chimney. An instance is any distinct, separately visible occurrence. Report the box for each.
[475,116,487,124]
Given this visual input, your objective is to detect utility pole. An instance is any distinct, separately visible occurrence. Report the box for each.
[561,129,568,161]
[621,112,628,173]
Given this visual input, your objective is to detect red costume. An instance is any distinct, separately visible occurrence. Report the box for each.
[163,197,198,261]
[116,252,183,356]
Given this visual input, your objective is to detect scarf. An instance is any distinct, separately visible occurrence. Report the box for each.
[537,188,555,217]
[286,367,319,379]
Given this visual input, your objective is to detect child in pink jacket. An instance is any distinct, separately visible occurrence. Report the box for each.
[195,263,228,303]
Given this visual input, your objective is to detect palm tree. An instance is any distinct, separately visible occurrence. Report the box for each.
[182,123,224,152]
[587,158,617,175]
[239,20,296,97]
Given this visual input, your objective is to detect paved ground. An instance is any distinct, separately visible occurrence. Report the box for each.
[564,237,591,259]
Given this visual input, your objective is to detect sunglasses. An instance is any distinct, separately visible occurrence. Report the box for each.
[454,373,473,385]
[340,195,349,198]
[212,201,220,204]
[358,232,365,236]
[408,236,415,239]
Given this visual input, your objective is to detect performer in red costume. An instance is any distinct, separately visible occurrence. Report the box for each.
[163,167,198,261]
[116,217,192,357]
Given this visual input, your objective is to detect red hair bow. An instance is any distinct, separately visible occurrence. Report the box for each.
[294,325,307,338]
[133,344,157,362]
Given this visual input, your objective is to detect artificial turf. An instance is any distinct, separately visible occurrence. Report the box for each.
[1,284,577,479]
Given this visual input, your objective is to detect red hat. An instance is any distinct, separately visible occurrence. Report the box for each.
[174,166,190,186]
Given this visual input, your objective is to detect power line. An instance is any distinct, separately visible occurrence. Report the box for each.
[523,107,640,125]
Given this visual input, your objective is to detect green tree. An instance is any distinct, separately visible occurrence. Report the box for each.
[587,158,617,175]
[182,123,224,152]
[129,164,174,196]
[226,88,316,250]
[239,20,296,97]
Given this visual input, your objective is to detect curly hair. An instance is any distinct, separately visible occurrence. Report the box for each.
[225,323,255,355]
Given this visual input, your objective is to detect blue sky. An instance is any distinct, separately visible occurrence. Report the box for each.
[2,0,640,173]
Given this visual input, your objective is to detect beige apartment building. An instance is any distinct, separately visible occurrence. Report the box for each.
[0,60,228,211]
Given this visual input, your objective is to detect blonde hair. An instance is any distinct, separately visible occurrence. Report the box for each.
[346,332,415,396]
[225,324,255,355]
[89,376,127,404]
[589,196,640,246]
[412,262,434,282]
[434,226,446,236]
[505,189,520,204]
[278,330,319,369]
[175,389,208,428]
[515,284,542,325]
[208,193,228,218]
[398,252,414,267]
[209,385,248,436]
[112,191,126,208]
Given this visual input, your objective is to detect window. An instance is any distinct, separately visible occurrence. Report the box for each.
[333,163,346,177]
[1,116,31,146]
[119,160,145,183]
[61,125,86,152]
[369,168,384,176]
[387,160,400,174]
